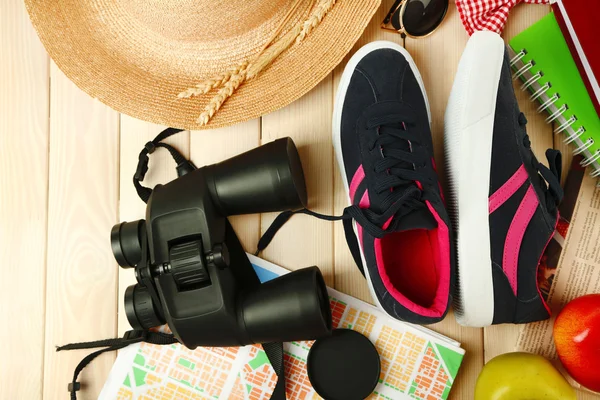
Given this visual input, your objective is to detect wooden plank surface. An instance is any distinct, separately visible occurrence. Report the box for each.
[0,1,49,399]
[43,64,119,399]
[261,78,335,286]
[3,1,600,399]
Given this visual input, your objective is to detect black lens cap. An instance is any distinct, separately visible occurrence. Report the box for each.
[307,329,380,400]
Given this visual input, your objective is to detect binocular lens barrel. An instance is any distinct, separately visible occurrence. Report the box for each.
[206,137,307,216]
[111,220,144,268]
[241,266,332,344]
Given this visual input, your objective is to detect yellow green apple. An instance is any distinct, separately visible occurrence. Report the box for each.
[474,352,576,400]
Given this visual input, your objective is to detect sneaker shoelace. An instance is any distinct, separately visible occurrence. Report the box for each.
[258,106,434,273]
[366,110,434,213]
[519,112,564,211]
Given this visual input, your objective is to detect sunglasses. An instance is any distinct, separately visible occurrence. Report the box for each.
[382,0,449,38]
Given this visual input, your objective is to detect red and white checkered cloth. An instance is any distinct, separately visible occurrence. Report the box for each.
[456,0,550,36]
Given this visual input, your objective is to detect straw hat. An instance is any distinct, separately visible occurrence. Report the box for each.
[25,0,380,129]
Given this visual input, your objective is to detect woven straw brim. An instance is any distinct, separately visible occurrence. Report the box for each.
[25,0,381,130]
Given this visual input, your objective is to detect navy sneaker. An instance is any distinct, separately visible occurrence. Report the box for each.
[333,41,454,324]
[445,32,563,327]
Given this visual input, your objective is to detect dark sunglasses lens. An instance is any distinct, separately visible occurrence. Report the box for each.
[402,0,448,37]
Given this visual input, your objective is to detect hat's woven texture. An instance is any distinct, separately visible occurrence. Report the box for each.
[25,0,380,129]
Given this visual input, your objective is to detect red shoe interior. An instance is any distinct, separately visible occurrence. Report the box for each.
[380,229,440,308]
[373,208,450,319]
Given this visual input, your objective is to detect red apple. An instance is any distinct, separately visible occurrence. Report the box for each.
[554,294,600,392]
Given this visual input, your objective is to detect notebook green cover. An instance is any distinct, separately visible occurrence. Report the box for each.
[509,12,600,157]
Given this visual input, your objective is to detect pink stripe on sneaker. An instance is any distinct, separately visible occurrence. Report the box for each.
[489,165,528,214]
[503,185,539,295]
[349,165,365,203]
[359,190,370,208]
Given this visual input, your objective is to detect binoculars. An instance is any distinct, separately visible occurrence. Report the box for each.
[110,138,332,348]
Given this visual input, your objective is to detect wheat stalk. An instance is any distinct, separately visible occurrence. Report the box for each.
[247,23,304,79]
[296,0,336,44]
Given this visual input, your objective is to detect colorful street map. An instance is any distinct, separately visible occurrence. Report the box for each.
[100,255,464,400]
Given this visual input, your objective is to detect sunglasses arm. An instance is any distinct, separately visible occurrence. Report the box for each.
[383,0,404,24]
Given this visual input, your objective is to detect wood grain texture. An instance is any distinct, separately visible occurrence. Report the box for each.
[261,78,335,286]
[405,6,484,400]
[117,117,190,335]
[43,64,119,400]
[483,3,554,365]
[190,120,261,251]
[552,125,575,186]
[0,1,49,398]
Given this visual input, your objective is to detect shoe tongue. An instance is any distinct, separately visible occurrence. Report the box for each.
[391,206,438,232]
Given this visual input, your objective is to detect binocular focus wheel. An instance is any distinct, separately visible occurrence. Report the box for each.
[124,285,164,330]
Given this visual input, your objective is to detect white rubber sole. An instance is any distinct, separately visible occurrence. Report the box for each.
[332,41,431,317]
[444,31,505,327]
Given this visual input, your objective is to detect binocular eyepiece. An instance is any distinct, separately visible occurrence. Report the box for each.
[111,220,144,269]
[111,138,332,348]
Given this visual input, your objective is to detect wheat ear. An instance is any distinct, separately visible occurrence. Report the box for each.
[296,0,337,44]
[196,23,301,125]
[178,62,249,98]
[197,67,248,125]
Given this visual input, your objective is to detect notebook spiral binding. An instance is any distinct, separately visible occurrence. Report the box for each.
[508,47,600,182]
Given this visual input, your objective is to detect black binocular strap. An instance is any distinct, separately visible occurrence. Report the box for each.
[133,127,196,203]
[57,305,286,400]
[56,331,177,400]
[255,208,366,277]
[57,327,286,400]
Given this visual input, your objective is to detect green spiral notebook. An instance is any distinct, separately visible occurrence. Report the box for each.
[508,12,600,178]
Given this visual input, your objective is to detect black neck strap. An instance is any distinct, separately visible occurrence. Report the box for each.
[133,128,196,203]
[57,330,178,400]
